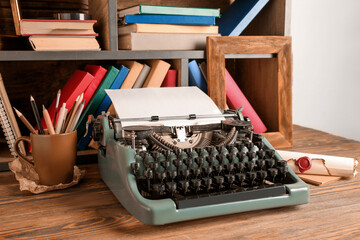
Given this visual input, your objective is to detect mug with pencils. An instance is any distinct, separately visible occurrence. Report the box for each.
[13,92,84,186]
[14,131,77,186]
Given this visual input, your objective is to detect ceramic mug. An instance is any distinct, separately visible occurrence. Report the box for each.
[14,131,77,186]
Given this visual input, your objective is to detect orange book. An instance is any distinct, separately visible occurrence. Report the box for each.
[143,60,171,87]
[117,61,144,89]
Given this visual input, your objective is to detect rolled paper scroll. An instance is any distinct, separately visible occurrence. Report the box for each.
[277,150,358,177]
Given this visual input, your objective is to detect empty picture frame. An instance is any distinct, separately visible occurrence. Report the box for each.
[206,36,292,147]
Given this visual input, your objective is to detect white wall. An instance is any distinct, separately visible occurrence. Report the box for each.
[291,0,360,141]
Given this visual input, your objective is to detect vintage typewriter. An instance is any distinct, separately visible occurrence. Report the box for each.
[90,87,309,225]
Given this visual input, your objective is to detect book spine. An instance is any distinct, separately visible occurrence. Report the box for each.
[139,5,221,17]
[189,60,207,93]
[161,70,177,87]
[123,15,215,25]
[225,69,267,133]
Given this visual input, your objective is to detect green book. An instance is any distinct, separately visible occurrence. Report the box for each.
[118,5,220,18]
[75,66,119,140]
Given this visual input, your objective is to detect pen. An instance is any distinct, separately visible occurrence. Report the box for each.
[30,95,44,134]
[53,89,61,126]
[42,105,55,135]
[13,107,38,135]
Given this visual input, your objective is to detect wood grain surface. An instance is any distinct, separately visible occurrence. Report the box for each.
[1,125,359,239]
[207,36,293,148]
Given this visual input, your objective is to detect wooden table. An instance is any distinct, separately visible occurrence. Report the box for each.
[1,125,359,239]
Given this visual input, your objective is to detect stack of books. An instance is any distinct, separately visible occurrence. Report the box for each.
[19,19,100,51]
[118,5,221,50]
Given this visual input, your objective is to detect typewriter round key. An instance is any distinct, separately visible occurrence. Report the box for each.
[174,159,183,168]
[179,180,190,193]
[256,141,265,150]
[268,168,278,182]
[226,163,234,173]
[191,179,202,192]
[266,149,276,158]
[180,169,190,179]
[185,158,193,168]
[225,174,235,185]
[235,173,246,186]
[277,160,287,167]
[214,176,224,189]
[191,168,201,178]
[203,166,213,176]
[203,177,212,191]
[130,162,140,172]
[161,160,171,170]
[257,150,266,159]
[235,162,245,172]
[166,182,177,194]
[278,166,288,178]
[152,183,165,195]
[257,170,268,184]
[265,159,275,168]
[168,170,177,180]
[237,152,246,162]
[194,147,203,155]
[247,151,256,161]
[228,153,236,163]
[247,172,257,185]
[206,156,216,166]
[215,165,224,174]
[246,161,255,172]
[157,172,167,182]
[195,157,204,167]
[256,159,266,170]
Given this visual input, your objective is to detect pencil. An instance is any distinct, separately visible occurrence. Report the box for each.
[70,99,85,132]
[13,107,38,135]
[42,105,55,135]
[65,93,83,133]
[55,103,66,134]
[30,95,44,134]
[53,89,61,126]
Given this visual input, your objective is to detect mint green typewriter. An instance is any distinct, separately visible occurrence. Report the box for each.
[91,87,309,225]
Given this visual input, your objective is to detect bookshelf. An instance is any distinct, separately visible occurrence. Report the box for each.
[0,0,291,170]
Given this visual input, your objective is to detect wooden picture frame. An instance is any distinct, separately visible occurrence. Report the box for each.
[206,36,293,148]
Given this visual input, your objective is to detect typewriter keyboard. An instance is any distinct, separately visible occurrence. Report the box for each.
[131,141,295,209]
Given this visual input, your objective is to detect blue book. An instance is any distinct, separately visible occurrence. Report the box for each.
[77,65,129,150]
[217,0,269,36]
[189,60,207,94]
[123,14,215,25]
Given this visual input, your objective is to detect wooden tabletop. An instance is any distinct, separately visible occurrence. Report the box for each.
[1,125,360,239]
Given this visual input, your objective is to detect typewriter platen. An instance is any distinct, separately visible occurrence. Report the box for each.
[92,87,309,225]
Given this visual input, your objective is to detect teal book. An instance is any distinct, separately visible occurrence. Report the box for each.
[75,66,119,140]
[119,5,220,18]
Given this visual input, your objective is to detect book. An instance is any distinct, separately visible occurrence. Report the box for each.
[19,19,98,36]
[118,33,219,50]
[121,15,215,25]
[45,70,94,128]
[0,74,25,157]
[133,64,151,88]
[143,60,171,88]
[189,60,207,93]
[78,65,130,150]
[217,0,269,36]
[28,36,100,51]
[75,66,119,140]
[83,65,108,107]
[118,24,219,35]
[225,69,267,133]
[161,70,177,87]
[118,5,220,18]
[117,61,144,89]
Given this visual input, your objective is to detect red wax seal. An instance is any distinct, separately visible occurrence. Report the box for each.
[295,156,312,173]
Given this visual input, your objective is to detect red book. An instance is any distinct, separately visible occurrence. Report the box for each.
[84,65,107,107]
[42,70,94,128]
[161,70,177,87]
[225,69,267,133]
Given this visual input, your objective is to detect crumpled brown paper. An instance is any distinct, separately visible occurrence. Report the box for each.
[8,158,86,194]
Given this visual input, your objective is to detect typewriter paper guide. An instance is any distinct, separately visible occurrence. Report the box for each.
[106,87,224,127]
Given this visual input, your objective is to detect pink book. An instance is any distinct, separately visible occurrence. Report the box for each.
[225,69,267,133]
[161,70,177,87]
[84,65,108,107]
